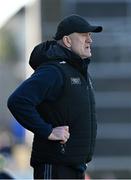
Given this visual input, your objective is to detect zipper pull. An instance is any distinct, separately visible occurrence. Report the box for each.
[60,144,65,154]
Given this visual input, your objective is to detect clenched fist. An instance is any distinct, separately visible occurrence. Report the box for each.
[48,126,70,144]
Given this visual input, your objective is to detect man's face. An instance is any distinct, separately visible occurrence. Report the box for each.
[68,32,92,59]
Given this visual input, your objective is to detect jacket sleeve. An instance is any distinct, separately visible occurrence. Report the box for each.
[7,65,64,139]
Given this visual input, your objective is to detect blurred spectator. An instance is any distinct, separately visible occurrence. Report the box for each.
[0,130,13,156]
[0,171,14,179]
[0,154,14,179]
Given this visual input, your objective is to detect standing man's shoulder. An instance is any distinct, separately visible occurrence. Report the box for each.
[32,63,64,84]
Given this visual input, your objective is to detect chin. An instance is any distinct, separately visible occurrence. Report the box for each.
[81,53,92,59]
[85,54,92,58]
[88,52,92,57]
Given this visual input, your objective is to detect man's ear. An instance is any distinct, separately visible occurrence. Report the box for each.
[62,36,71,48]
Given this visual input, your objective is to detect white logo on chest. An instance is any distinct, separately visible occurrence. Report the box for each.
[70,77,81,85]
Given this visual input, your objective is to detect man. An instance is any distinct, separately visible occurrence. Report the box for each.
[8,14,102,179]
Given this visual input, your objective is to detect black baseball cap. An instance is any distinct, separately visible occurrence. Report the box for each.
[54,14,103,40]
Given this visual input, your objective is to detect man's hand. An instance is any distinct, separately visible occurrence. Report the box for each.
[48,126,70,144]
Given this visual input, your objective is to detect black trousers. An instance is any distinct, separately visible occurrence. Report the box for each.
[33,164,85,179]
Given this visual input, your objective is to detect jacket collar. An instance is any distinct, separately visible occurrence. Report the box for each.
[55,43,90,78]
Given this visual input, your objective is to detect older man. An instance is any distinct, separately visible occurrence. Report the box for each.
[8,14,102,179]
